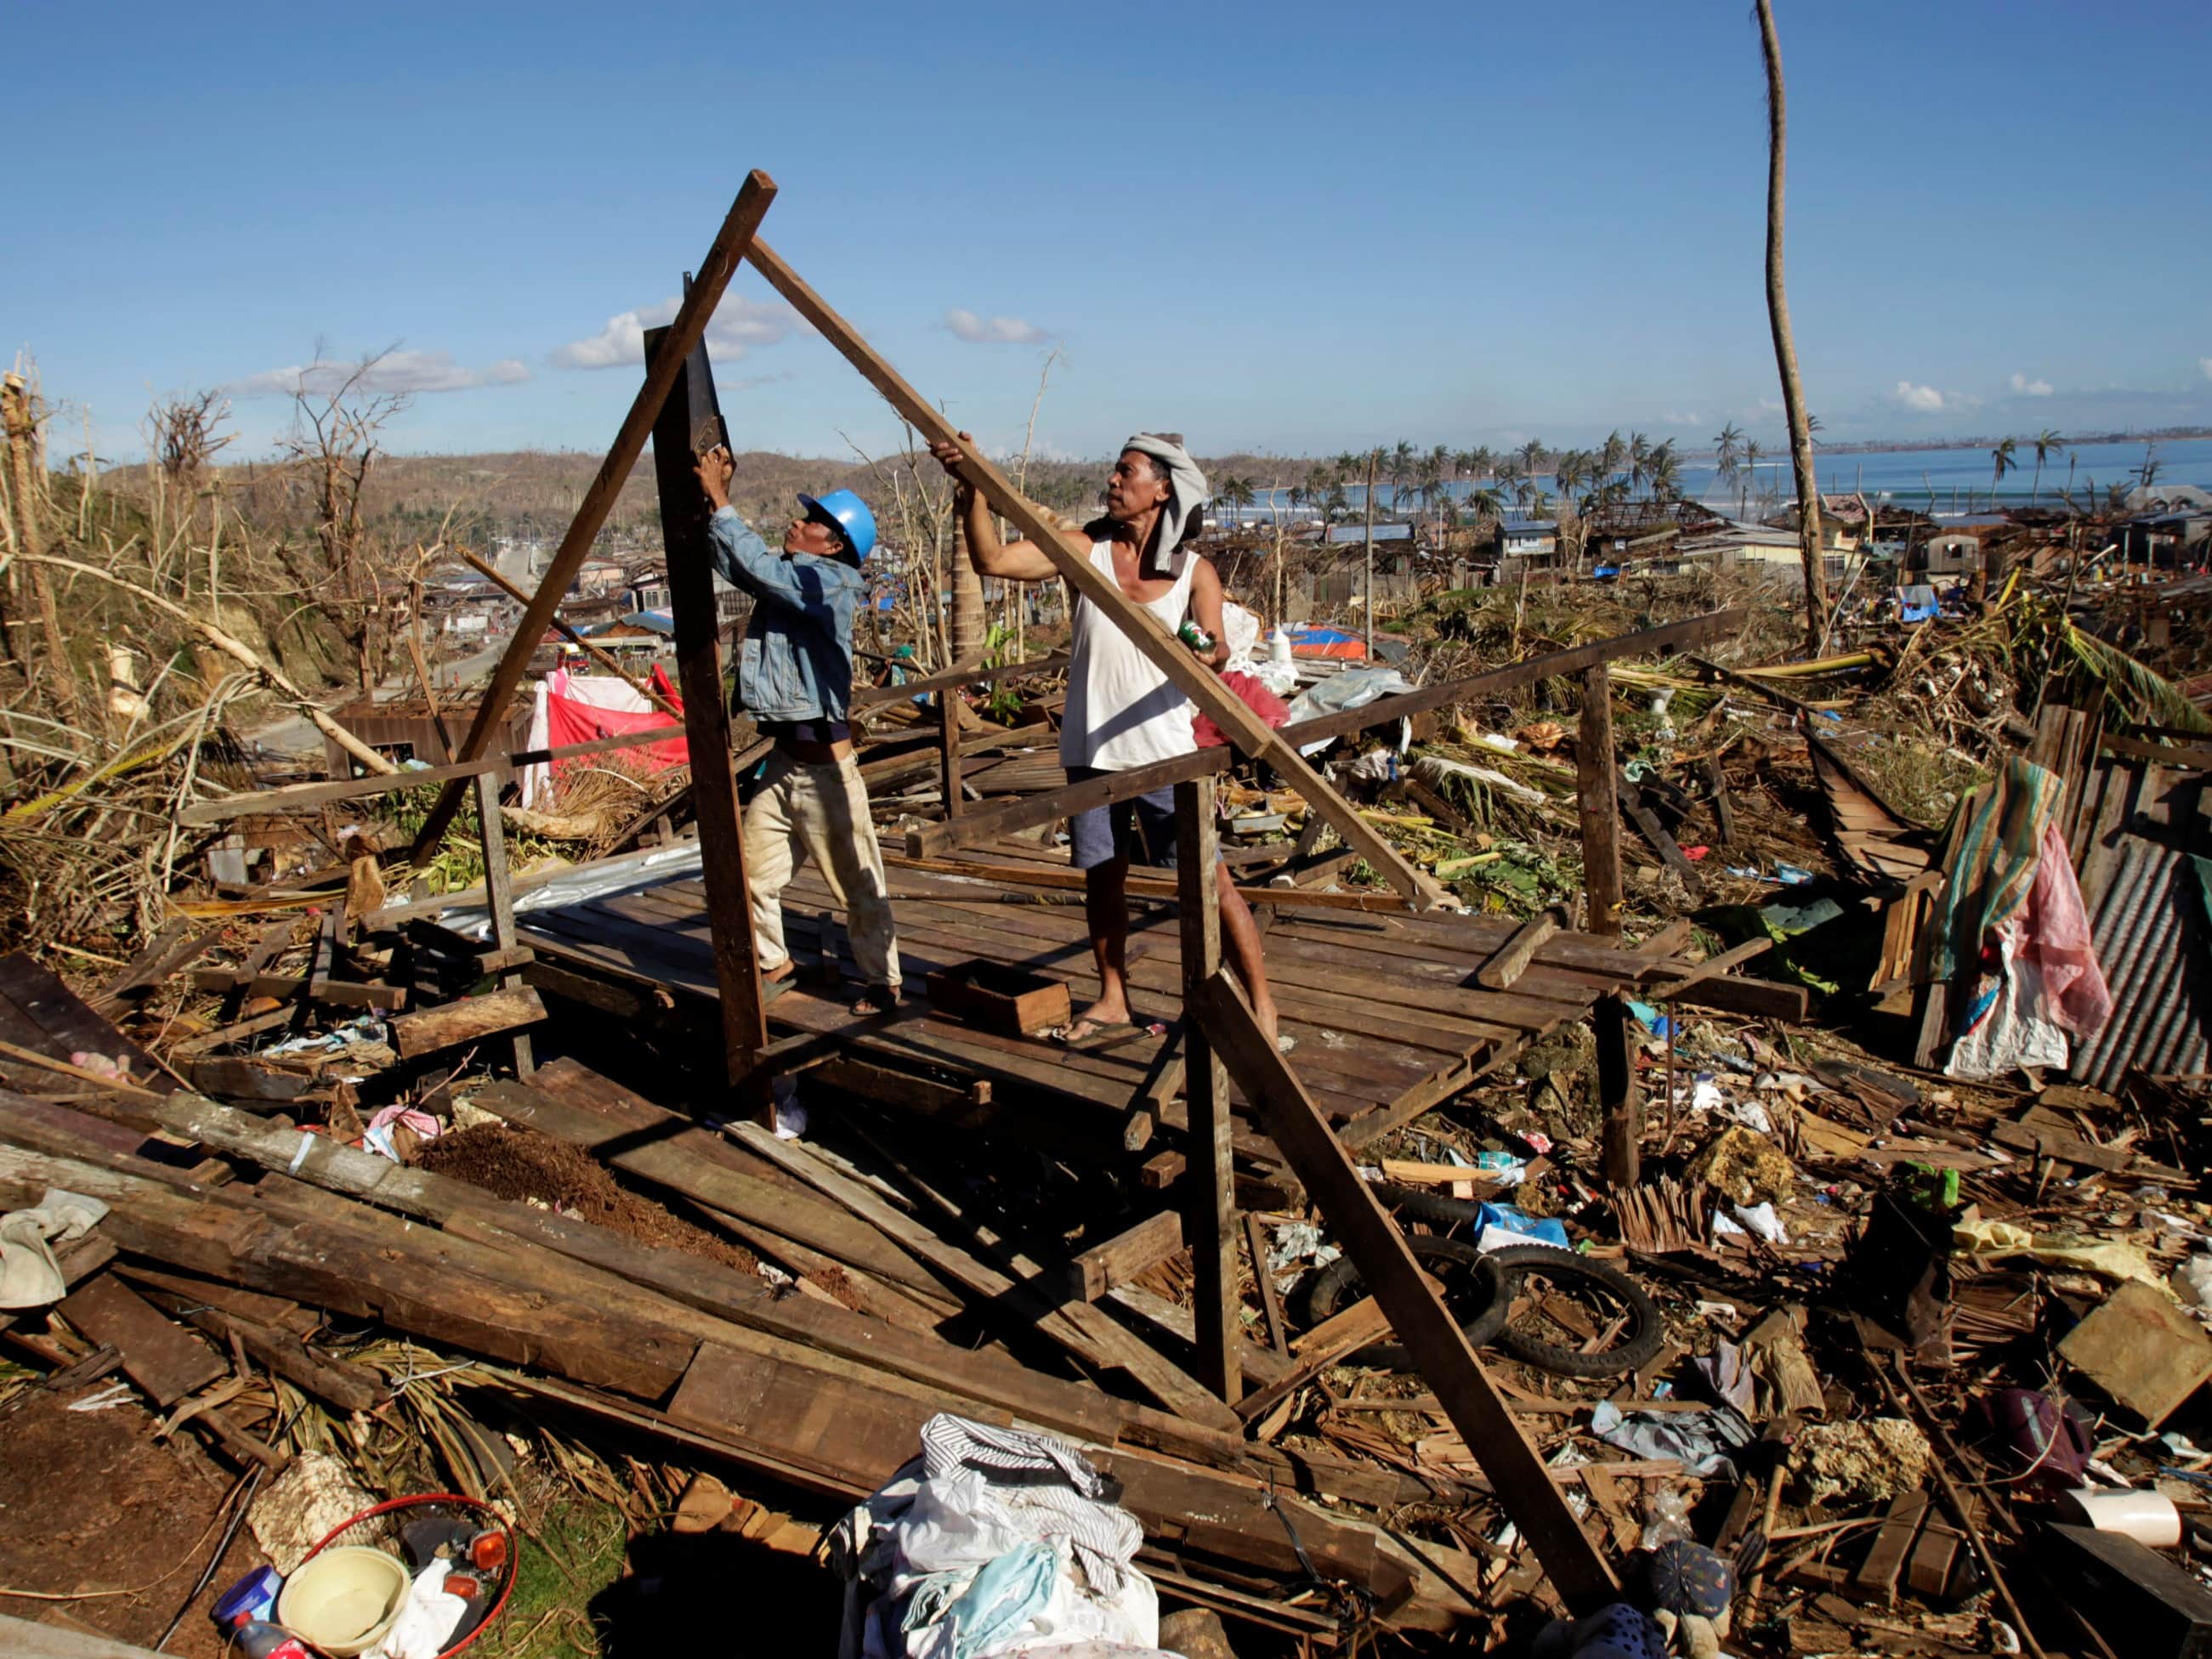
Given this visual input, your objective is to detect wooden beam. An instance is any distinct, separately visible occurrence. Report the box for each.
[1177,775,1240,1406]
[906,747,1225,858]
[1596,993,1641,1189]
[1617,769,1705,897]
[1245,1211,1290,1358]
[853,650,1069,706]
[408,171,777,858]
[472,769,535,1077]
[1475,907,1563,990]
[937,685,964,820]
[742,238,1448,910]
[1190,970,1619,1611]
[180,723,688,825]
[1057,1210,1186,1303]
[1576,665,1624,937]
[644,319,769,1097]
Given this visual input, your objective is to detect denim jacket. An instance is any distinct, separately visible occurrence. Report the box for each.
[707,507,862,724]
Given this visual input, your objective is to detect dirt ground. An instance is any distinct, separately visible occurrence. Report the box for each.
[418,1123,759,1275]
[0,1384,268,1657]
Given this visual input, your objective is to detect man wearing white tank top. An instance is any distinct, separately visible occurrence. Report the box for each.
[931,432,1279,1049]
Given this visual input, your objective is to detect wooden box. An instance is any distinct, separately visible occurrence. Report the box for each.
[923,961,1071,1038]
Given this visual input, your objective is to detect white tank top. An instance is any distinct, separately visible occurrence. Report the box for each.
[1060,539,1199,772]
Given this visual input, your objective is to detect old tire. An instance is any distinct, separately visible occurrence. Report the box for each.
[1298,1235,1511,1369]
[1483,1244,1666,1379]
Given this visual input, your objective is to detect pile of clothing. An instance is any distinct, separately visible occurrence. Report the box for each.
[831,1415,1179,1659]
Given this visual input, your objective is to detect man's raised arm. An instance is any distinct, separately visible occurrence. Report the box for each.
[929,431,1077,583]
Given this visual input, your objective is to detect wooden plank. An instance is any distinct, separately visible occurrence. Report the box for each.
[472,768,536,1076]
[1231,1294,1394,1424]
[0,953,179,1093]
[731,1121,1241,1430]
[1177,775,1239,1406]
[1852,1488,1931,1605]
[1475,908,1562,990]
[389,986,545,1059]
[1597,994,1641,1189]
[645,320,771,1097]
[54,1273,224,1407]
[853,650,1069,705]
[1577,667,1623,937]
[91,920,213,1012]
[742,236,1445,909]
[460,547,681,716]
[1617,770,1705,897]
[1642,938,1772,1002]
[1244,1211,1290,1359]
[1059,1210,1186,1304]
[1191,969,1619,1611]
[408,172,778,858]
[466,1072,944,1297]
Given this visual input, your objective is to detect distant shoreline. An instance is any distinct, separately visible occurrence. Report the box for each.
[1683,427,2212,461]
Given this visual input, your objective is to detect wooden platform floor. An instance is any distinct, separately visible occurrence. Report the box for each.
[509,846,1685,1173]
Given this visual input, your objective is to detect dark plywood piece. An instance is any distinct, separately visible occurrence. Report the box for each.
[55,1273,224,1407]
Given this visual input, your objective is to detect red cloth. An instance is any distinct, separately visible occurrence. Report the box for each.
[2026,822,2112,1037]
[544,684,689,773]
[1192,671,1292,749]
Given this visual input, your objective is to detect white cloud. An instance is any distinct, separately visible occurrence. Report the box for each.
[1892,380,1947,412]
[551,295,802,371]
[229,348,530,398]
[944,308,1049,345]
[2011,372,2054,397]
[2200,356,2212,382]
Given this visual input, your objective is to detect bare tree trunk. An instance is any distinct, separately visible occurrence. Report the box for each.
[1361,450,1378,660]
[1755,0,1827,655]
[3,373,87,732]
[949,503,984,667]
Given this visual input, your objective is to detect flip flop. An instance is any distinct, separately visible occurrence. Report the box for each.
[1061,1017,1139,1050]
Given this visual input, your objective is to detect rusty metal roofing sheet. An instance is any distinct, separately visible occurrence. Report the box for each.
[2070,831,2211,1090]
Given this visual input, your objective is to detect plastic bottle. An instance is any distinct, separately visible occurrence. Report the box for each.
[230,1621,311,1659]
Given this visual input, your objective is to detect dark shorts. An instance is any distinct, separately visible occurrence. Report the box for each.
[1065,766,1180,871]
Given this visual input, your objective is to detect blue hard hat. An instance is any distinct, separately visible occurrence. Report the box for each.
[797,490,876,563]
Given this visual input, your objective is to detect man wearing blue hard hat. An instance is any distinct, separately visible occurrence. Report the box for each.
[695,444,902,1015]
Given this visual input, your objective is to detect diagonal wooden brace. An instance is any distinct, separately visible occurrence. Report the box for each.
[1190,967,1620,1610]
[409,171,779,861]
[742,240,1449,911]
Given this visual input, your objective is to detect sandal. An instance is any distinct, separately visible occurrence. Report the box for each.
[1060,1017,1139,1050]
[850,985,899,1017]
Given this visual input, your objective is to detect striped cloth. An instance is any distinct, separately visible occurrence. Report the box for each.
[1929,756,2065,1032]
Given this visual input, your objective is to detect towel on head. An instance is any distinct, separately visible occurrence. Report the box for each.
[1120,433,1209,579]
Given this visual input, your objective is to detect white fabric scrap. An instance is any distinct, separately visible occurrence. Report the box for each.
[0,1188,110,1309]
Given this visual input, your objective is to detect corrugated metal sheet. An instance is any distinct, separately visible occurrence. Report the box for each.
[2070,819,2211,1090]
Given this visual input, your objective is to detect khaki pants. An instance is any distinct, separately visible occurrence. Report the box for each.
[742,749,901,991]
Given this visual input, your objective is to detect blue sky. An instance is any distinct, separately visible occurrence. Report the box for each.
[13,0,2211,467]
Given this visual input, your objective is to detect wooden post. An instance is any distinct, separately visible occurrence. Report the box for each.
[1191,970,1619,1610]
[471,770,535,1077]
[1361,448,1379,660]
[938,688,962,821]
[1596,993,1638,1188]
[2,373,82,732]
[643,320,769,1102]
[408,172,776,859]
[1175,775,1239,1405]
[1576,664,1623,937]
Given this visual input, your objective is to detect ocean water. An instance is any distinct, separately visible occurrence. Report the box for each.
[1223,436,2211,523]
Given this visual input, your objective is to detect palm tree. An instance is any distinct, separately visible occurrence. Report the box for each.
[1628,432,1652,495]
[1741,439,1765,515]
[1467,486,1504,526]
[2028,429,2065,505]
[1989,438,2018,501]
[1755,0,1826,654]
[2135,443,2163,498]
[1218,475,1257,528]
[1601,430,1628,491]
[1647,448,1682,504]
[1713,422,1744,511]
[1387,440,1415,512]
[1517,439,1547,484]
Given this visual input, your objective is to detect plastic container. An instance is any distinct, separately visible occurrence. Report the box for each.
[276,1546,411,1658]
[2060,1486,2183,1549]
